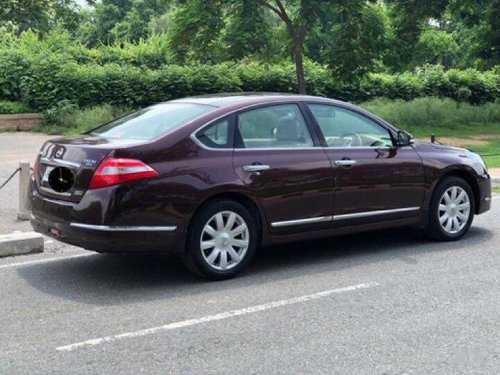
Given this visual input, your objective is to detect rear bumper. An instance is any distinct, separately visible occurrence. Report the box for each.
[28,180,185,254]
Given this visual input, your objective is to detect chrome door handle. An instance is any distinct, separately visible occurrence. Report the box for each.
[243,164,271,172]
[334,160,358,167]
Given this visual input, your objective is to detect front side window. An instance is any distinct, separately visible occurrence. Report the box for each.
[90,103,215,140]
[308,104,393,148]
[237,104,314,149]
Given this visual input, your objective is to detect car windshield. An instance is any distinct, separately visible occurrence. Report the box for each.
[89,103,215,140]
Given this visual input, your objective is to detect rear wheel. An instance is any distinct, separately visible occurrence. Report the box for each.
[184,200,257,280]
[425,176,475,241]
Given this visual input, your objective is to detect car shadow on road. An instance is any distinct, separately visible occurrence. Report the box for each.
[16,226,494,306]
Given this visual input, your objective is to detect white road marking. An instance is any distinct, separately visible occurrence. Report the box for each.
[0,253,94,270]
[56,282,379,352]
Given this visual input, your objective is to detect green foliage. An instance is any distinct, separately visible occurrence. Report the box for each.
[414,29,459,69]
[366,65,499,105]
[45,104,128,134]
[317,1,388,82]
[0,100,30,114]
[361,97,500,129]
[0,0,81,35]
[0,29,498,111]
[167,0,226,64]
[223,0,274,60]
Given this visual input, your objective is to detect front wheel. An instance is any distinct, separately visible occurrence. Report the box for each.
[184,200,257,280]
[425,176,475,241]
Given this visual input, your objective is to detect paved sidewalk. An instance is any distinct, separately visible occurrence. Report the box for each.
[0,133,74,253]
[490,168,500,188]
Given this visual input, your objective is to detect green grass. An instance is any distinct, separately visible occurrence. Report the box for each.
[360,97,500,132]
[399,123,500,138]
[493,186,500,194]
[360,97,500,168]
[462,137,500,169]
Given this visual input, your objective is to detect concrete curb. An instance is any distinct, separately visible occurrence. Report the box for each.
[0,232,44,257]
[491,178,500,188]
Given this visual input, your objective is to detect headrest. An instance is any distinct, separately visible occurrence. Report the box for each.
[275,117,299,141]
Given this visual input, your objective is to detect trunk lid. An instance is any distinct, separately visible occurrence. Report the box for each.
[35,136,146,202]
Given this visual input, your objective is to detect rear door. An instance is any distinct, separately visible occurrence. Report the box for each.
[232,103,334,235]
[306,103,426,226]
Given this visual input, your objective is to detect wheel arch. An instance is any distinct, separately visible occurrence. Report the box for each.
[434,168,480,214]
[186,191,265,249]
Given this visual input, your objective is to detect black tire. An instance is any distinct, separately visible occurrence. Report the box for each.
[425,176,475,241]
[183,200,257,280]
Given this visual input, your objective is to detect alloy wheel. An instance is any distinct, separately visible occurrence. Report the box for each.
[200,211,250,271]
[438,186,471,234]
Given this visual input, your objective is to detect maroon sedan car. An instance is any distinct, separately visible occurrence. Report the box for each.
[29,94,492,279]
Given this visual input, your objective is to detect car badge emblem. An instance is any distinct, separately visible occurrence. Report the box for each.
[55,148,65,158]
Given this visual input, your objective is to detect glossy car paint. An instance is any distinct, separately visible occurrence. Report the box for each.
[28,94,492,254]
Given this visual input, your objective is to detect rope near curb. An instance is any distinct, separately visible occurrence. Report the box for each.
[0,168,20,191]
[430,134,500,157]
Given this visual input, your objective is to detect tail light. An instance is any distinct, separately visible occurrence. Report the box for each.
[89,157,158,189]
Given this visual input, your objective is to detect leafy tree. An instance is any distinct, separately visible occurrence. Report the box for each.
[447,0,500,69]
[79,0,169,46]
[312,1,388,82]
[167,0,226,63]
[384,0,451,71]
[223,0,273,60]
[255,0,319,93]
[0,0,82,34]
[413,29,459,69]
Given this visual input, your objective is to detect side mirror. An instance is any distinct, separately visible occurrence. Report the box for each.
[395,131,413,147]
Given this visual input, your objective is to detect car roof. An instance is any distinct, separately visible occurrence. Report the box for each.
[168,93,345,108]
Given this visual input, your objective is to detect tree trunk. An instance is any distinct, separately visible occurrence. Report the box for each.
[293,36,306,94]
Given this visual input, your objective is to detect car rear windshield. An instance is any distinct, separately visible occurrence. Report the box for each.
[89,103,215,140]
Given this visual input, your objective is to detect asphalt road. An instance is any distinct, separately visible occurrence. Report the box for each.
[0,196,498,374]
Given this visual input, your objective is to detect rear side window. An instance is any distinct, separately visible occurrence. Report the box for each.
[90,103,215,140]
[196,119,231,148]
[237,104,314,149]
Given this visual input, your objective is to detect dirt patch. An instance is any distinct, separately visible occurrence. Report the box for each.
[417,135,491,147]
[440,136,489,146]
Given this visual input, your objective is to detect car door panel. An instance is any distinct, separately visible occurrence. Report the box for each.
[306,103,426,226]
[233,149,334,234]
[232,103,334,235]
[325,146,425,226]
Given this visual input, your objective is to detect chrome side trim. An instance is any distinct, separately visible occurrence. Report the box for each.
[333,207,420,221]
[270,207,420,227]
[40,157,81,169]
[70,223,177,232]
[271,216,332,228]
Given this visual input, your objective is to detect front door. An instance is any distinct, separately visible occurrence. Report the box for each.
[232,103,334,234]
[306,103,426,226]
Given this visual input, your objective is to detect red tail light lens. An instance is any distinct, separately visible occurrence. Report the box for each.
[89,158,158,189]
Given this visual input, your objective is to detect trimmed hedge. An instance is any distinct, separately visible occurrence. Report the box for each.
[0,53,498,111]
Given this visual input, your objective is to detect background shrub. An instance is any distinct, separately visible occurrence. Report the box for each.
[0,32,498,113]
[0,100,30,114]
